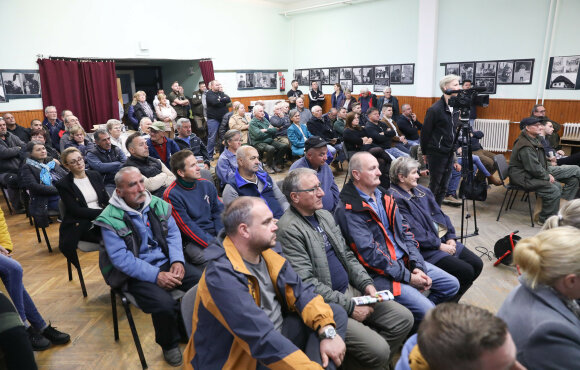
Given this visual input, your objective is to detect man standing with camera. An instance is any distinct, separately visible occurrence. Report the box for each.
[420,75,462,206]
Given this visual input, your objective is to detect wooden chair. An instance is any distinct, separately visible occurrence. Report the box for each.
[494,154,535,227]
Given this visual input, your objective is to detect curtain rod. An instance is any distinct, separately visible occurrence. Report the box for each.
[45,56,115,62]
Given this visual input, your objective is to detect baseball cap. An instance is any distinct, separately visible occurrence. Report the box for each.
[149,121,166,132]
[305,136,328,152]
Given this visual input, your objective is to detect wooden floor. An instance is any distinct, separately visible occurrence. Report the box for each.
[1,166,540,369]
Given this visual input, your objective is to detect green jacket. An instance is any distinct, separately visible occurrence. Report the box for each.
[277,206,373,315]
[508,131,550,189]
[249,117,277,145]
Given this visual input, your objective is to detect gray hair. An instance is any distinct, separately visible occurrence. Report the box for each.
[222,197,265,235]
[252,105,264,115]
[224,129,241,147]
[348,151,373,180]
[175,117,191,130]
[439,74,460,94]
[282,168,317,202]
[114,166,141,187]
[44,105,56,114]
[139,117,152,125]
[389,157,420,185]
[236,145,256,162]
[311,105,322,114]
[106,119,122,132]
[93,128,109,142]
[289,109,299,119]
[383,87,391,94]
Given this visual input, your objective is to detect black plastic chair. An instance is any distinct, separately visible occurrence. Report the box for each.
[26,190,58,252]
[494,154,535,227]
[0,185,13,215]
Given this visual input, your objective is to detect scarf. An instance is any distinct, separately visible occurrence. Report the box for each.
[26,158,56,186]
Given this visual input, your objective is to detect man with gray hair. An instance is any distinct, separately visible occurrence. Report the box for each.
[278,167,413,369]
[42,105,64,149]
[249,104,290,173]
[307,105,342,164]
[95,166,201,366]
[377,87,400,119]
[86,129,127,195]
[173,118,210,163]
[396,104,422,146]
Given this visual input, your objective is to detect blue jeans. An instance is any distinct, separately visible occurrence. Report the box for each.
[447,154,491,195]
[206,118,220,156]
[0,255,46,329]
[394,142,411,154]
[407,139,420,146]
[376,262,458,322]
[386,147,410,160]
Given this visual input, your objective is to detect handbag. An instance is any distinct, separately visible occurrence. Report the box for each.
[459,176,487,201]
[493,231,521,266]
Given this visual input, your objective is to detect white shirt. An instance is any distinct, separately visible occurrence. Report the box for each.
[73,177,101,210]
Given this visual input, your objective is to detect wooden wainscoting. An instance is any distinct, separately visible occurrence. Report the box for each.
[0,109,44,128]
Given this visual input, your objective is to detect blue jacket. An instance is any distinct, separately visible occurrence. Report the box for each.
[163,178,224,249]
[86,145,127,185]
[335,181,424,296]
[287,123,311,156]
[290,157,340,213]
[389,184,464,264]
[174,134,210,161]
[331,91,345,109]
[184,233,336,369]
[227,170,285,219]
[42,118,64,150]
[127,105,139,130]
[216,149,237,187]
[147,137,180,168]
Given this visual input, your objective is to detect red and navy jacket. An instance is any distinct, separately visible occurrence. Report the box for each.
[334,181,425,296]
[184,234,335,369]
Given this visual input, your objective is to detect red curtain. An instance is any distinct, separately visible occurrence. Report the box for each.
[199,60,215,84]
[37,59,119,131]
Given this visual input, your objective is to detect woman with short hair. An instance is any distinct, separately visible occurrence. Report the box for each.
[154,93,177,138]
[216,129,243,188]
[106,119,129,156]
[331,83,345,109]
[64,125,94,156]
[286,108,311,156]
[228,102,249,144]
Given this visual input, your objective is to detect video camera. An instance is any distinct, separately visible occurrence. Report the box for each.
[447,87,490,110]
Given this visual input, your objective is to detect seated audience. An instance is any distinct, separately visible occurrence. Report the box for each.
[106,119,129,156]
[541,198,580,230]
[396,104,422,146]
[26,119,50,144]
[216,129,242,188]
[296,97,312,125]
[331,83,345,109]
[21,142,68,227]
[358,88,377,114]
[469,128,500,179]
[290,137,340,212]
[86,129,127,195]
[333,107,347,140]
[223,146,288,217]
[352,102,366,126]
[307,105,343,163]
[64,125,94,156]
[287,108,312,156]
[508,116,580,224]
[124,133,175,197]
[0,291,36,368]
[269,101,292,148]
[42,106,64,150]
[29,129,59,161]
[389,157,483,301]
[342,89,356,112]
[0,208,70,352]
[183,197,347,369]
[0,116,26,211]
[56,147,109,267]
[147,121,180,168]
[228,101,249,144]
[155,93,177,137]
[365,107,409,159]
[139,117,153,138]
[397,303,525,370]
[278,168,413,369]
[309,81,325,109]
[95,166,202,366]
[444,151,500,206]
[132,90,155,125]
[335,152,459,322]
[540,119,580,167]
[532,103,561,150]
[377,87,400,120]
[497,227,580,369]
[3,113,29,142]
[59,115,86,152]
[173,118,210,163]
[322,108,338,129]
[343,112,375,153]
[249,105,289,174]
[381,104,411,154]
[163,150,223,267]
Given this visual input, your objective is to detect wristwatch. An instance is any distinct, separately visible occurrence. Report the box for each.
[318,326,336,340]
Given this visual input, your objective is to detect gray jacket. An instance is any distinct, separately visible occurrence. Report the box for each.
[277,205,373,315]
[0,132,25,172]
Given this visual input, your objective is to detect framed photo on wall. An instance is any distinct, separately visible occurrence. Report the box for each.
[1,69,41,99]
[374,65,390,92]
[497,61,514,84]
[295,69,309,86]
[445,63,460,76]
[310,69,323,82]
[0,74,6,103]
[390,65,402,83]
[339,67,352,80]
[547,56,578,89]
[361,66,374,84]
[475,77,496,94]
[459,63,474,82]
[401,64,415,84]
[352,67,364,84]
[475,62,497,78]
[513,59,534,84]
[329,68,339,84]
[340,80,352,92]
[321,68,330,85]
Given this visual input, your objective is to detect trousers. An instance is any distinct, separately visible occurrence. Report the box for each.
[434,246,483,301]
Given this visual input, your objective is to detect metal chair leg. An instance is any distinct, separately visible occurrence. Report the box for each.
[41,227,52,253]
[1,188,13,215]
[111,290,119,341]
[497,189,510,221]
[509,190,519,210]
[77,265,88,297]
[67,260,73,281]
[121,296,148,369]
[34,224,41,243]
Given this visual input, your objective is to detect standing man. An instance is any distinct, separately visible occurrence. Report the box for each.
[2,113,29,143]
[287,79,303,110]
[308,81,325,110]
[377,87,400,119]
[420,75,463,205]
[206,80,231,157]
[168,81,190,120]
[396,104,423,146]
[190,82,207,141]
[86,129,127,195]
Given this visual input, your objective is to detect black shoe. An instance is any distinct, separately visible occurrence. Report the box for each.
[27,326,51,351]
[42,324,70,345]
[163,347,183,367]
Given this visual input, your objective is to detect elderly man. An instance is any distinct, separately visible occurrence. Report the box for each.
[222,146,288,218]
[358,88,377,114]
[396,104,422,146]
[2,113,28,142]
[167,81,190,120]
[163,150,223,267]
[290,137,340,212]
[377,87,400,119]
[139,117,153,138]
[206,80,231,157]
[287,79,303,109]
[249,105,289,174]
[173,118,210,162]
[0,116,25,211]
[307,105,343,164]
[335,152,459,323]
[190,81,207,140]
[278,168,413,369]
[95,167,202,366]
[509,116,580,225]
[42,106,64,149]
[147,121,180,168]
[269,102,292,144]
[183,197,347,370]
[296,97,312,125]
[123,133,175,198]
[86,129,127,195]
[59,115,90,152]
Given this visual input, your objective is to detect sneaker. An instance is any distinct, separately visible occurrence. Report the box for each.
[163,347,183,367]
[443,195,462,206]
[27,326,51,351]
[42,324,71,345]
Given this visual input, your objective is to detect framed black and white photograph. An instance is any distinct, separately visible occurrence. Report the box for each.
[321,68,330,85]
[390,65,402,83]
[236,72,255,90]
[255,72,277,89]
[329,68,339,84]
[295,69,309,86]
[475,62,497,78]
[513,59,534,84]
[445,63,460,76]
[374,65,390,92]
[1,70,41,99]
[352,67,364,84]
[548,56,577,89]
[361,67,374,84]
[459,63,475,82]
[310,68,323,82]
[401,64,414,84]
[497,61,514,84]
[0,74,6,103]
[340,80,353,92]
[475,77,496,94]
[340,67,352,80]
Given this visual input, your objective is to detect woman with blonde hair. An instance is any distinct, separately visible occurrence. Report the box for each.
[541,198,580,230]
[132,90,155,126]
[154,93,177,138]
[497,227,580,369]
[127,91,141,129]
[228,101,249,144]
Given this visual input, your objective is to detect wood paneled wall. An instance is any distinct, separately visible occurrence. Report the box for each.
[0,109,44,128]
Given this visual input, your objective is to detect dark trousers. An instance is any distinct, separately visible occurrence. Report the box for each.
[127,262,203,350]
[0,172,22,209]
[427,151,454,205]
[254,140,289,167]
[557,151,580,166]
[434,246,483,302]
[0,293,37,370]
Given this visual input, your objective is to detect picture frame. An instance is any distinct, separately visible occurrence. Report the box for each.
[374,65,390,92]
[236,71,277,90]
[497,61,514,84]
[329,68,339,84]
[321,68,330,85]
[474,77,496,94]
[1,69,41,99]
[340,80,353,92]
[445,63,460,77]
[361,66,374,84]
[339,67,352,80]
[390,65,402,83]
[352,67,364,84]
[0,73,7,103]
[401,64,415,84]
[548,56,579,89]
[475,62,497,78]
[459,63,475,82]
[309,68,323,82]
[513,59,534,84]
[295,69,309,86]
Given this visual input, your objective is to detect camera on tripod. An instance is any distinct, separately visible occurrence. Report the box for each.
[447,88,490,121]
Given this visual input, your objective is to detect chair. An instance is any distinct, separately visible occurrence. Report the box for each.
[180,285,198,338]
[110,288,185,369]
[26,190,58,252]
[0,185,13,215]
[342,144,353,186]
[494,154,535,227]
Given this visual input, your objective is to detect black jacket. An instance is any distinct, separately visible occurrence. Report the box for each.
[307,117,338,143]
[364,121,395,149]
[396,115,423,141]
[206,90,231,121]
[133,102,155,123]
[420,96,460,155]
[174,134,210,161]
[343,128,379,152]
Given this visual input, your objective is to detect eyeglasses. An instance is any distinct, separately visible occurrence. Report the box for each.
[294,184,322,193]
[67,157,84,165]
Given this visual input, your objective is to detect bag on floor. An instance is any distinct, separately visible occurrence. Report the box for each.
[459,176,488,201]
[494,231,521,266]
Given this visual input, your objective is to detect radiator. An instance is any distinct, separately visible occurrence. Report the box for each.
[473,119,510,152]
[561,123,580,141]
